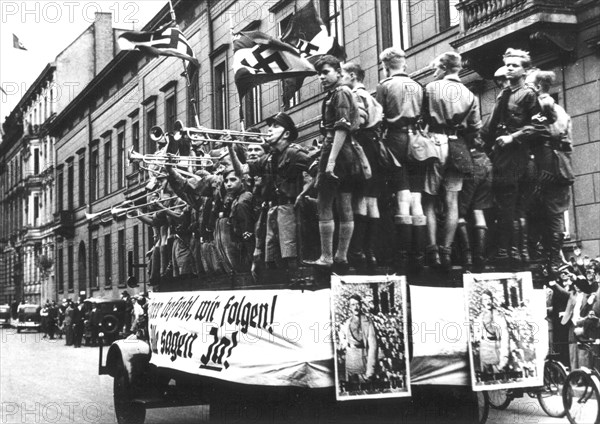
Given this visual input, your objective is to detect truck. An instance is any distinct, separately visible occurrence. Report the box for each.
[97,262,554,424]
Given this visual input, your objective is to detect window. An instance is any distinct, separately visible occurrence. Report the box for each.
[278,15,300,109]
[33,148,40,174]
[380,0,411,51]
[145,106,157,153]
[57,247,64,293]
[91,238,99,289]
[91,144,99,201]
[319,0,344,46]
[439,0,459,32]
[133,225,140,281]
[244,86,262,127]
[103,136,112,196]
[33,195,39,226]
[104,234,112,288]
[117,127,125,189]
[67,244,74,292]
[57,169,64,212]
[78,154,85,206]
[165,94,177,133]
[67,160,74,210]
[118,229,126,286]
[214,61,228,129]
[131,121,140,172]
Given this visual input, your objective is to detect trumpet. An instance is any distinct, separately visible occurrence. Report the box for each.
[84,186,165,222]
[110,195,182,219]
[84,209,114,223]
[173,120,266,145]
[128,149,211,179]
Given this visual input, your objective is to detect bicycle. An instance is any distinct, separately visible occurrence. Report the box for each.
[485,355,568,418]
[563,339,600,424]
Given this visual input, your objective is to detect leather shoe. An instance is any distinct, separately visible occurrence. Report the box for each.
[302,259,333,270]
[333,260,350,275]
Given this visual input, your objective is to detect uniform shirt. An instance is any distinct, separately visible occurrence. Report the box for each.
[481,83,541,185]
[229,190,254,242]
[375,71,423,127]
[321,84,360,135]
[247,143,309,201]
[423,75,482,135]
[353,83,383,129]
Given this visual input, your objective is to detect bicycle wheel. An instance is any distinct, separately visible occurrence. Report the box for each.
[537,359,567,418]
[563,369,600,424]
[487,389,511,410]
[477,391,490,424]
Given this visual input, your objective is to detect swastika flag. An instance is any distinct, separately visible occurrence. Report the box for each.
[233,31,316,100]
[118,25,199,67]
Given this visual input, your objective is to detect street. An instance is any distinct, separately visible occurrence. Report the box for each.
[0,328,566,424]
[0,329,206,424]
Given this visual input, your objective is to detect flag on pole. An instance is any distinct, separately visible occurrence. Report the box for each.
[118,26,199,67]
[233,31,316,100]
[280,0,346,104]
[0,86,7,96]
[13,34,27,50]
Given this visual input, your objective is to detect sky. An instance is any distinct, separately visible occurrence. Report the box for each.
[0,0,168,122]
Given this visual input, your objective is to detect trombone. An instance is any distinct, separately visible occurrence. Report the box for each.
[173,120,267,145]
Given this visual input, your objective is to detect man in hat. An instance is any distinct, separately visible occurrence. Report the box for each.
[121,291,133,335]
[229,112,310,272]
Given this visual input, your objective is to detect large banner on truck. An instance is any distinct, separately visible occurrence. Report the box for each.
[147,289,334,387]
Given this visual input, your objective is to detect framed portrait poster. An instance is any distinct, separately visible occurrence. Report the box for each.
[331,275,411,401]
[465,272,546,391]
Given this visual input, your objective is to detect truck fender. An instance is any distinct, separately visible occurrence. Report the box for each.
[105,338,151,382]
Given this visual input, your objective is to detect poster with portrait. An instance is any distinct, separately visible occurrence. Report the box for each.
[465,272,547,391]
[331,275,411,401]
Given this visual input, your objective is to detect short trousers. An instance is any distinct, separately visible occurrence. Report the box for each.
[265,204,297,262]
[459,154,493,217]
[424,133,463,195]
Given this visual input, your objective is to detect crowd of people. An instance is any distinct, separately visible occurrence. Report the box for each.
[130,45,575,285]
[547,248,600,371]
[31,290,148,347]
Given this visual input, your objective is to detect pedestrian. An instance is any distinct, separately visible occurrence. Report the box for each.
[64,300,74,346]
[72,301,84,348]
[121,291,133,335]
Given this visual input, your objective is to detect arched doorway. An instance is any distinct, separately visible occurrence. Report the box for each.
[78,242,87,296]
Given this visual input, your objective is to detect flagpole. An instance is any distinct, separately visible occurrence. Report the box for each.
[228,12,246,132]
[168,0,201,128]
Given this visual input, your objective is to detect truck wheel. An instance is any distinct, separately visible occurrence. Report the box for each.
[114,364,145,424]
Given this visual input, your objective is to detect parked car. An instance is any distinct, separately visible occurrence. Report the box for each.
[16,304,41,333]
[0,304,11,327]
[82,298,127,346]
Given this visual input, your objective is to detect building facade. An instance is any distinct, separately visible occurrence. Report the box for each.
[2,0,598,302]
[0,13,122,304]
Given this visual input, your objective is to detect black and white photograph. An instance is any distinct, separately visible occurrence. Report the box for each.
[1,0,598,422]
[465,272,546,391]
[330,275,411,401]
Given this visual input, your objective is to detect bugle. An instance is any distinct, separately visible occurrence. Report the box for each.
[84,209,114,223]
[173,120,266,145]
[129,149,212,179]
[111,195,184,219]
